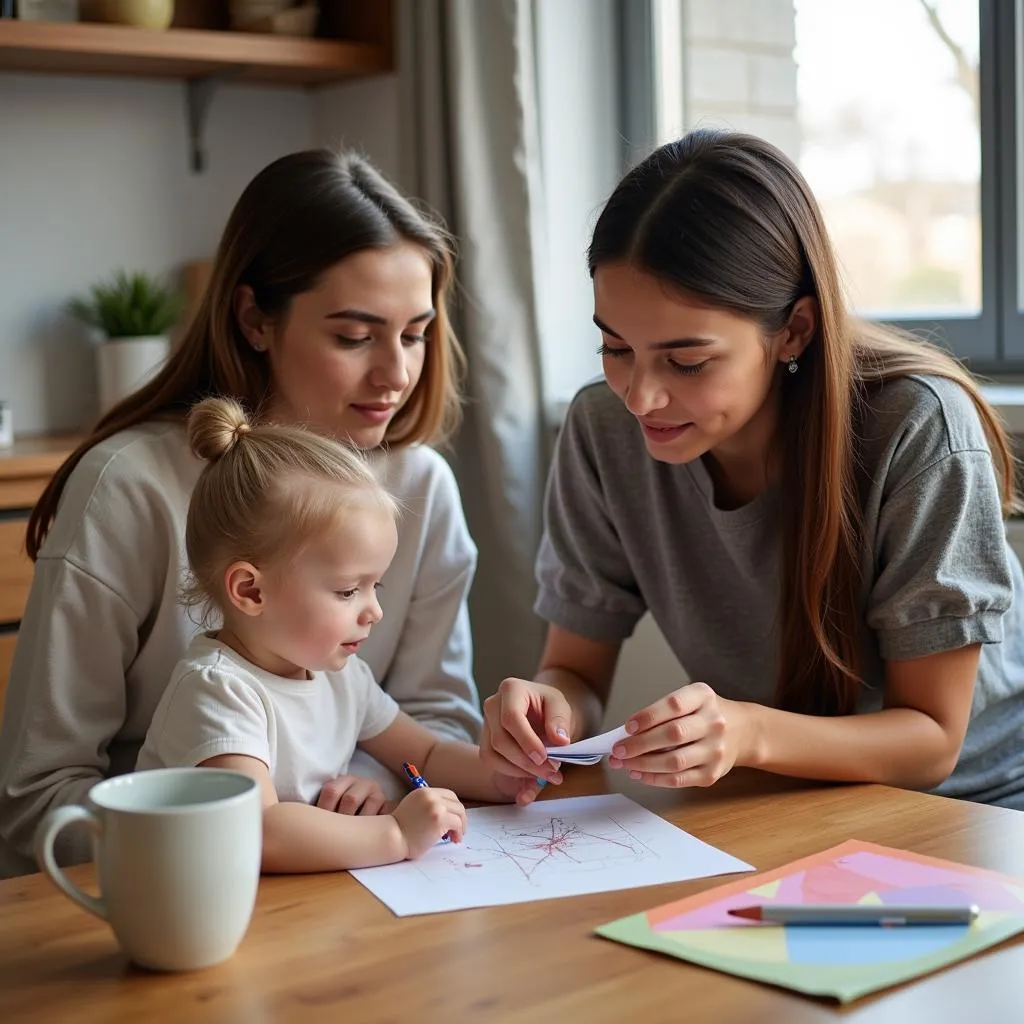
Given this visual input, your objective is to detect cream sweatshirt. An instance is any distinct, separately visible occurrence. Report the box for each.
[0,422,481,876]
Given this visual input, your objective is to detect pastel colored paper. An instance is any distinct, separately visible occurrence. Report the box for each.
[596,839,1024,1003]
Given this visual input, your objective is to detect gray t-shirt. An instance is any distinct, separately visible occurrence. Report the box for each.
[536,375,1024,808]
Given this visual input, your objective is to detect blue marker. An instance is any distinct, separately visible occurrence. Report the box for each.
[402,761,451,843]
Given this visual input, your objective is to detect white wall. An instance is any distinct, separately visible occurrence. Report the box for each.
[312,75,401,184]
[0,73,318,434]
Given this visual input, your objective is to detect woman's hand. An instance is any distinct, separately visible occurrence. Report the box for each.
[316,775,389,816]
[492,771,548,807]
[480,677,572,785]
[608,682,748,788]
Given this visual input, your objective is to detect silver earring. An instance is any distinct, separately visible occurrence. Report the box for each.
[787,356,798,374]
[250,342,265,353]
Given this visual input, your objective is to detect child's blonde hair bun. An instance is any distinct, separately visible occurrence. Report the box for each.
[181,395,400,621]
[187,397,252,462]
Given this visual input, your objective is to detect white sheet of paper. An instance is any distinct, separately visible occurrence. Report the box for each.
[349,794,753,916]
[545,724,630,764]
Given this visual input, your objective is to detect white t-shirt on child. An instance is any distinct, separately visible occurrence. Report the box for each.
[137,634,401,805]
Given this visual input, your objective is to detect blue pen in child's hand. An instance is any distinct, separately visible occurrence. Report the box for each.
[402,761,451,843]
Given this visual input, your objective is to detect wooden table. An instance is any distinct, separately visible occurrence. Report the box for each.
[3,768,1024,1023]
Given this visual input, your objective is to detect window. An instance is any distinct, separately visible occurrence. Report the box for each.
[796,0,979,321]
[644,0,1021,369]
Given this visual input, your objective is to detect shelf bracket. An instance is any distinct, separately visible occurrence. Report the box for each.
[185,70,245,174]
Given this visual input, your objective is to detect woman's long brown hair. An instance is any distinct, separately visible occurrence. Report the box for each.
[588,130,1017,715]
[27,149,464,561]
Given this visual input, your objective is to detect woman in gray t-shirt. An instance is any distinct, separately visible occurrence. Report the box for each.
[480,129,1024,809]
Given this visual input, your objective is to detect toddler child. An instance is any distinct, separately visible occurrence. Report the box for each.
[138,398,536,872]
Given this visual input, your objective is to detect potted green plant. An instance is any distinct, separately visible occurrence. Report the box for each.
[69,270,183,412]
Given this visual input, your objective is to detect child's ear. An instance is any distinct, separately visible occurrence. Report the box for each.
[223,562,264,617]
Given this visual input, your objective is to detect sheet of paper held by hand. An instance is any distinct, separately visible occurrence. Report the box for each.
[545,724,630,765]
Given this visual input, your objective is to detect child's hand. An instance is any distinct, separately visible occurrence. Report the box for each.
[392,787,467,859]
[316,775,389,816]
[493,772,547,807]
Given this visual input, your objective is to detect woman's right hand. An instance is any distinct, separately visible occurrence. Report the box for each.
[392,787,467,859]
[480,677,573,784]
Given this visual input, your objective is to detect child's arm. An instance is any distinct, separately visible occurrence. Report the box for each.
[199,753,463,872]
[360,712,541,804]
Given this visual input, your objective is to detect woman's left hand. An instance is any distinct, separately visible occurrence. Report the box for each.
[608,682,746,787]
[493,771,547,807]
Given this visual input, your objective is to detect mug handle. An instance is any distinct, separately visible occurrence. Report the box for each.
[34,806,107,920]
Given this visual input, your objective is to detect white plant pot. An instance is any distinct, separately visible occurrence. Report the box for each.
[96,335,169,412]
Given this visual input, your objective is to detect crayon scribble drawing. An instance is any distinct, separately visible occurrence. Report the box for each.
[349,794,753,916]
[422,814,656,886]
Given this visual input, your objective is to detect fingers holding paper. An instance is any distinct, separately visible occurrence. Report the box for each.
[608,682,744,788]
[480,677,570,784]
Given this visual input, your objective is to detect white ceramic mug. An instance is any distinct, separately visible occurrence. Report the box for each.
[34,768,262,971]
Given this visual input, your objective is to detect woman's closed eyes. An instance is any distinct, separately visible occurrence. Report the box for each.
[334,333,426,348]
[598,342,709,376]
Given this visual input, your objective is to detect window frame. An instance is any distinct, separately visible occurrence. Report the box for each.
[995,0,1024,365]
[627,0,1022,371]
[890,0,998,365]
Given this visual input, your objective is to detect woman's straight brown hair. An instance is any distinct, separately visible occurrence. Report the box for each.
[588,129,1017,716]
[27,149,464,560]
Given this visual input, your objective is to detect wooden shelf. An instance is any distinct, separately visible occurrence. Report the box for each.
[0,433,80,482]
[0,19,391,84]
[0,433,80,512]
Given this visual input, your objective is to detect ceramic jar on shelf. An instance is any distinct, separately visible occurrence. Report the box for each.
[79,0,175,30]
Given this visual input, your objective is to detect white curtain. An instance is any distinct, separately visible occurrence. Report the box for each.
[397,0,549,697]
